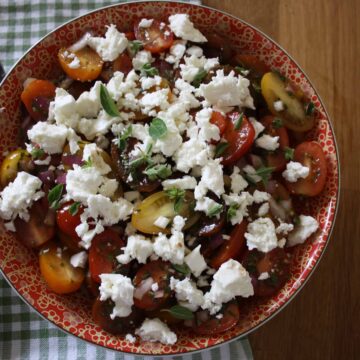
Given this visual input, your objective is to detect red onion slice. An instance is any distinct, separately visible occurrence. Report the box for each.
[133,277,154,300]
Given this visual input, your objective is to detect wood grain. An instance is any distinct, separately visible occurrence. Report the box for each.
[202,0,360,359]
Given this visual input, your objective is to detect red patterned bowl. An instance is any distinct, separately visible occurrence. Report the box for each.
[0,1,339,356]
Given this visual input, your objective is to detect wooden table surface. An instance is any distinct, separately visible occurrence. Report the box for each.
[202,0,359,359]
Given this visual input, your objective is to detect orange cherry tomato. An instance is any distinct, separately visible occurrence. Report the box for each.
[39,243,85,294]
[20,79,56,121]
[56,201,83,240]
[210,111,227,137]
[134,19,174,54]
[58,47,103,82]
[285,141,327,197]
[221,113,255,166]
[210,220,247,269]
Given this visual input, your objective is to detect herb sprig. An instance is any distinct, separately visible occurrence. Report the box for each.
[100,84,120,117]
[161,305,194,320]
[48,184,64,210]
[165,188,185,214]
[141,63,159,77]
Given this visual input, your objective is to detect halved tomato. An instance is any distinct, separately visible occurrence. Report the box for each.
[101,53,133,82]
[285,141,327,197]
[56,201,83,240]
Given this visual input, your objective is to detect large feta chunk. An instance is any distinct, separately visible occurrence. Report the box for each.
[162,176,197,190]
[76,81,102,118]
[195,108,220,142]
[135,318,177,345]
[287,215,318,247]
[82,143,111,175]
[50,88,79,128]
[139,88,170,116]
[282,161,310,182]
[245,217,278,252]
[184,245,207,277]
[168,14,207,42]
[117,234,153,264]
[170,277,204,311]
[255,134,280,151]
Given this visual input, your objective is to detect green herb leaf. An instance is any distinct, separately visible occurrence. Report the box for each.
[100,84,120,117]
[31,147,45,159]
[255,166,274,185]
[165,188,185,214]
[214,142,229,158]
[128,156,147,170]
[191,68,207,88]
[82,158,92,169]
[144,164,172,181]
[149,118,167,140]
[118,125,132,152]
[162,305,194,320]
[234,113,244,130]
[207,204,223,217]
[235,65,249,74]
[48,184,64,210]
[284,147,294,160]
[129,40,143,55]
[68,202,81,216]
[306,101,315,116]
[141,63,159,77]
[272,118,283,129]
[172,263,191,275]
[227,203,239,220]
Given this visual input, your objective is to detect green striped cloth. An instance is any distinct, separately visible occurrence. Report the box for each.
[0,1,253,359]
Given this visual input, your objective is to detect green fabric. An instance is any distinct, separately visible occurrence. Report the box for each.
[0,1,253,359]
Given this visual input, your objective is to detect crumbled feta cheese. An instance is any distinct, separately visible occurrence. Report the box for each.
[34,155,51,166]
[287,215,319,247]
[139,88,170,115]
[139,75,162,90]
[180,55,219,83]
[170,277,204,311]
[255,134,280,151]
[135,318,177,345]
[202,259,253,314]
[199,69,254,111]
[249,117,265,139]
[243,165,262,183]
[76,222,104,249]
[276,220,294,235]
[70,251,88,268]
[230,166,248,194]
[132,50,154,70]
[99,274,134,319]
[68,56,80,69]
[154,216,170,229]
[162,176,197,190]
[222,191,254,225]
[0,172,44,222]
[258,202,270,217]
[258,272,270,280]
[76,81,102,118]
[87,24,128,61]
[117,234,153,264]
[125,334,136,343]
[138,18,153,28]
[282,161,310,183]
[273,100,285,112]
[165,40,186,66]
[168,14,207,42]
[245,217,278,253]
[195,108,220,142]
[50,88,79,128]
[253,190,271,203]
[4,221,15,232]
[82,143,111,175]
[184,245,207,277]
[186,46,203,57]
[124,191,141,204]
[278,238,287,248]
[195,197,222,216]
[151,282,159,292]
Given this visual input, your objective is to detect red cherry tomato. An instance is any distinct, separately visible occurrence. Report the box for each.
[134,19,174,54]
[125,31,135,41]
[192,301,240,335]
[210,111,227,137]
[210,220,247,269]
[221,113,255,166]
[233,54,270,75]
[56,201,83,240]
[285,141,327,197]
[88,229,125,283]
[242,248,291,297]
[133,260,172,311]
[101,53,133,82]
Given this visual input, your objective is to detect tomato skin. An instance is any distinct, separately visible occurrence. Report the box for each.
[134,20,174,54]
[210,220,247,269]
[285,141,327,197]
[233,54,270,75]
[133,260,172,311]
[101,53,133,82]
[56,202,83,240]
[39,243,85,294]
[192,301,239,335]
[210,111,227,137]
[125,31,135,41]
[89,230,125,283]
[20,79,56,120]
[222,113,255,166]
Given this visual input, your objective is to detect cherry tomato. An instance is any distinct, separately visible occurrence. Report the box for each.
[57,231,81,253]
[210,220,247,269]
[14,200,55,248]
[125,31,135,41]
[88,229,125,283]
[86,271,99,297]
[285,141,327,197]
[261,115,290,171]
[58,47,103,82]
[210,111,227,137]
[242,248,291,297]
[92,297,143,335]
[20,79,56,120]
[134,19,174,54]
[221,113,255,166]
[39,243,85,294]
[101,53,133,82]
[133,260,172,311]
[233,54,270,75]
[56,201,83,240]
[192,301,239,335]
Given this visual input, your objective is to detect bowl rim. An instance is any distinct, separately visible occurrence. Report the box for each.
[0,0,341,357]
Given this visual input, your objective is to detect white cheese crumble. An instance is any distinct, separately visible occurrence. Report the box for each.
[282,161,310,182]
[68,56,80,69]
[255,134,280,151]
[184,245,207,277]
[170,277,204,311]
[253,190,271,203]
[162,176,197,190]
[258,202,270,217]
[186,46,203,57]
[202,259,254,314]
[138,18,153,28]
[195,196,222,217]
[139,75,162,91]
[76,81,102,118]
[245,217,278,253]
[168,14,207,42]
[132,50,154,70]
[287,215,319,247]
[276,220,294,235]
[249,117,265,138]
[99,273,134,319]
[153,216,170,229]
[273,100,285,112]
[116,235,153,264]
[70,251,88,268]
[125,334,136,343]
[0,172,44,222]
[222,192,254,226]
[258,272,270,280]
[135,318,177,345]
[165,40,187,66]
[180,55,219,83]
[230,166,248,194]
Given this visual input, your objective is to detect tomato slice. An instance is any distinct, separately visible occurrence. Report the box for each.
[210,111,227,137]
[88,230,125,283]
[58,47,103,82]
[20,79,56,121]
[134,19,174,54]
[92,297,143,334]
[285,141,327,197]
[210,220,247,269]
[133,260,172,311]
[192,301,240,335]
[242,248,291,297]
[261,115,290,171]
[221,113,255,166]
[101,53,133,82]
[56,201,83,240]
[39,242,85,294]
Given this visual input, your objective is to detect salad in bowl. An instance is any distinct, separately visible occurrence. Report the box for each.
[0,2,338,355]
